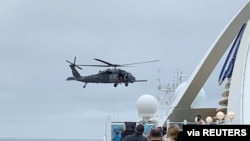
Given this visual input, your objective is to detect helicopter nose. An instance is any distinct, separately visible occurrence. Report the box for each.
[124,73,136,82]
[130,75,136,81]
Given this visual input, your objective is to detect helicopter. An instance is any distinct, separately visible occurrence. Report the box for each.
[66,56,159,88]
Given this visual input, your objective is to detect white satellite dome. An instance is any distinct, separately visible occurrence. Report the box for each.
[136,94,158,121]
[174,82,206,108]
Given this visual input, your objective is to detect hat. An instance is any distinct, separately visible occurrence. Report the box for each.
[136,124,144,132]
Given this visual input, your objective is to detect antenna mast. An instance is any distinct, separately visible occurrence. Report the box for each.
[157,69,187,106]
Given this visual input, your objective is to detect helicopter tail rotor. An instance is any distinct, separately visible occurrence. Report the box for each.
[66,56,82,70]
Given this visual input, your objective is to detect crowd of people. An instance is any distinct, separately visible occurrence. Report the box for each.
[112,115,206,141]
[113,123,183,141]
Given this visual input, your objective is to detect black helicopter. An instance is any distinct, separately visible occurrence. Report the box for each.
[66,57,159,88]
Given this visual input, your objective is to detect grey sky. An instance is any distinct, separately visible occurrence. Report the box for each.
[0,0,248,139]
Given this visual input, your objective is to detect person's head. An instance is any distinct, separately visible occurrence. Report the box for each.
[135,124,144,133]
[157,126,163,131]
[149,127,162,141]
[195,115,203,125]
[162,126,167,132]
[166,124,180,139]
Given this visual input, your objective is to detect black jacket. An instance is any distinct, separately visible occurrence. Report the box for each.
[122,132,148,141]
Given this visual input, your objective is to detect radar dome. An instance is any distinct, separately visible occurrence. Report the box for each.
[136,94,157,119]
[174,82,206,108]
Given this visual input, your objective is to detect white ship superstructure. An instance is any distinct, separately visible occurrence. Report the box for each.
[165,1,250,125]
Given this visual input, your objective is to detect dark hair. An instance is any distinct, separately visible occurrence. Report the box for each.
[136,124,144,132]
[149,128,162,141]
[197,115,201,122]
[121,122,136,140]
[163,126,167,131]
[125,122,136,131]
[150,128,162,137]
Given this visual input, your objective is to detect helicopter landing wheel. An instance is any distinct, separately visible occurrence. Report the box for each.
[125,83,128,87]
[114,83,117,87]
[83,83,87,88]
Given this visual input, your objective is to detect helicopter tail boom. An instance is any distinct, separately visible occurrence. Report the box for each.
[135,80,147,82]
[66,77,76,81]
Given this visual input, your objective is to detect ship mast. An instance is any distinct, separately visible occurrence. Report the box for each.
[157,69,187,107]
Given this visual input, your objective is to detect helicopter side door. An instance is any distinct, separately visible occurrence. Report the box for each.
[98,70,112,83]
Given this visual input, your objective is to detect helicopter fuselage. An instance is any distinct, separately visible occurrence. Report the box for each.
[76,69,136,84]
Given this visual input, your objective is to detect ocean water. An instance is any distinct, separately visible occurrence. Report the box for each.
[0,139,101,141]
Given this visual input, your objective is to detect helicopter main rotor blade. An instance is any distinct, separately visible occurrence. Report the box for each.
[78,64,133,67]
[121,60,159,66]
[93,58,121,67]
[78,64,110,67]
[78,58,159,68]
[94,58,159,67]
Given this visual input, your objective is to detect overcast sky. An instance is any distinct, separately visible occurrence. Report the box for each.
[0,0,249,140]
